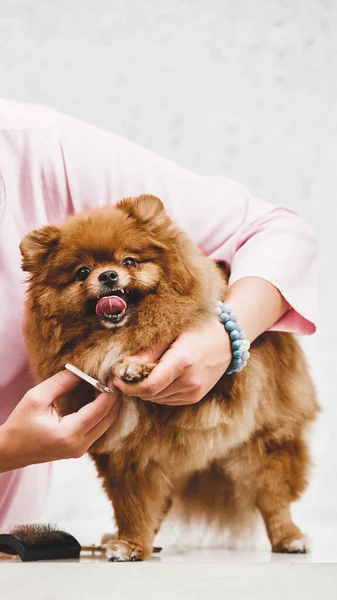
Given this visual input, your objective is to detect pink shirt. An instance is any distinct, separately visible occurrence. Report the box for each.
[0,99,317,532]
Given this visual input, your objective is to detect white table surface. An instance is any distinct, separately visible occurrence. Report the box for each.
[1,560,337,600]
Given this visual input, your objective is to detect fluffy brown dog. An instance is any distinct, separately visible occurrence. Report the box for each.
[20,194,319,560]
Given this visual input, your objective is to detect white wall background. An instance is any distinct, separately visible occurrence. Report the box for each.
[1,0,336,545]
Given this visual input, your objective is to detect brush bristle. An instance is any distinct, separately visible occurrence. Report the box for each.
[10,524,67,543]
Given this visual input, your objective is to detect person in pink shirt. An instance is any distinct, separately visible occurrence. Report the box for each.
[0,99,317,533]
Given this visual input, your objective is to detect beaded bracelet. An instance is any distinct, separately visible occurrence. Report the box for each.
[215,301,250,375]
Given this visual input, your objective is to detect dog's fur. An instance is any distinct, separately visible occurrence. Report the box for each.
[20,194,319,560]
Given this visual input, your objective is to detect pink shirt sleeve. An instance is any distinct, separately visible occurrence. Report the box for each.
[59,122,317,335]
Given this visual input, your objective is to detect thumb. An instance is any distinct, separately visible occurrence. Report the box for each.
[126,341,170,364]
[25,370,82,407]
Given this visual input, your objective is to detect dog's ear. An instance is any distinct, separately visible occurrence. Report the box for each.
[20,226,60,273]
[117,195,167,229]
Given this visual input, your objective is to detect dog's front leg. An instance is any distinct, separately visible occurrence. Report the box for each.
[93,457,172,561]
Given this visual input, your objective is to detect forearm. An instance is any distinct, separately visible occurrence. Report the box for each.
[225,276,290,343]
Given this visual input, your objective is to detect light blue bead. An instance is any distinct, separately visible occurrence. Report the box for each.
[216,302,249,376]
[222,304,231,313]
[232,358,242,367]
[230,330,239,341]
[225,320,236,332]
[232,340,241,350]
[220,312,230,323]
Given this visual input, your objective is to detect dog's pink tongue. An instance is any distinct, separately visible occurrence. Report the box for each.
[96,296,127,316]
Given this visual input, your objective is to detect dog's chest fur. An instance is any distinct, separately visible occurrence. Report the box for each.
[91,387,259,478]
[82,333,258,475]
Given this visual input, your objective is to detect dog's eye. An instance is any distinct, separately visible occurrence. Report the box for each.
[122,257,138,268]
[76,267,91,281]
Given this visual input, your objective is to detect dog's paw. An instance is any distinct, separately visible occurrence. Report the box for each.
[113,362,156,383]
[273,536,308,554]
[101,533,162,555]
[106,539,147,562]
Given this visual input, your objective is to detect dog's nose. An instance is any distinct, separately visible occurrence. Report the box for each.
[98,270,119,286]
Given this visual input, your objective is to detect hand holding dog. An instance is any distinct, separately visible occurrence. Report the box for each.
[112,276,291,406]
[0,371,120,472]
[112,318,231,406]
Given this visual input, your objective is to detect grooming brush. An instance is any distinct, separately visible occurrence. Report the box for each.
[0,524,162,561]
[0,524,81,561]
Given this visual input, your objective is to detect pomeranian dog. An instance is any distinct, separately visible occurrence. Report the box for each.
[20,194,319,561]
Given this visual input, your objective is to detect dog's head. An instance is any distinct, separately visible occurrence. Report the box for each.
[20,195,201,330]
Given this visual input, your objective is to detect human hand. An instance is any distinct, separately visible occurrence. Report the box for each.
[0,370,120,472]
[112,318,231,406]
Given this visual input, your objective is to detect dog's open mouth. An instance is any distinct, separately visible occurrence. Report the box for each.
[95,289,128,323]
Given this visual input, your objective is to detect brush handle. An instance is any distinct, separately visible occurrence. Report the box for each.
[81,545,106,554]
[81,544,162,555]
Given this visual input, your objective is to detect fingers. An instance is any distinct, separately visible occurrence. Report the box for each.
[114,370,200,405]
[113,344,188,398]
[112,341,172,395]
[62,387,120,435]
[137,378,185,402]
[153,395,198,406]
[147,390,202,406]
[24,370,83,407]
[143,373,206,404]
